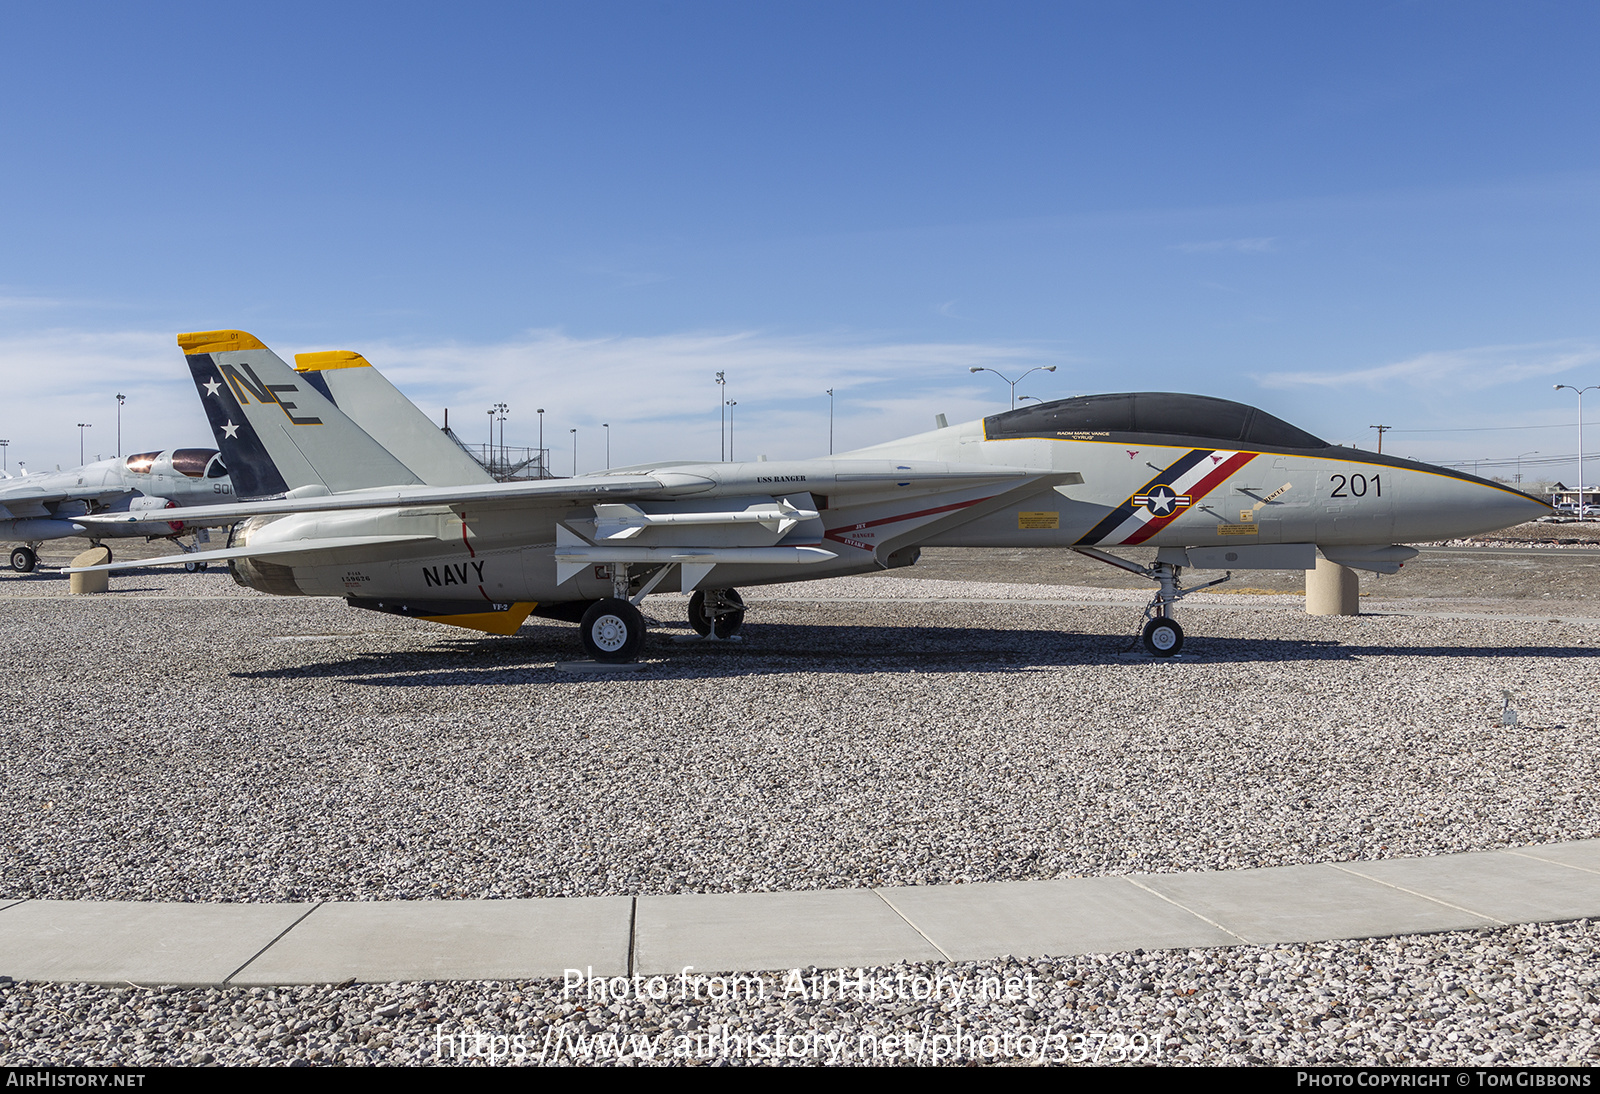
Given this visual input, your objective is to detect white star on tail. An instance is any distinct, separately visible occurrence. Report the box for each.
[203,378,221,396]
[222,420,239,439]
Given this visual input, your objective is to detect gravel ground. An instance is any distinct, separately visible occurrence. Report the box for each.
[2,544,1599,1066]
[3,569,1597,901]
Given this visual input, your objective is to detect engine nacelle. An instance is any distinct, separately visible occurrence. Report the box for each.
[227,517,305,595]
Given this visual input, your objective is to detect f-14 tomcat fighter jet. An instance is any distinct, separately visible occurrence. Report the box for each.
[78,330,1551,659]
[2,448,235,572]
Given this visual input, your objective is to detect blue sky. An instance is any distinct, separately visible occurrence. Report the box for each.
[1,2,1596,479]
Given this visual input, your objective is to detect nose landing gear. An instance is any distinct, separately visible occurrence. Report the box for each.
[9,545,38,573]
[1073,546,1230,658]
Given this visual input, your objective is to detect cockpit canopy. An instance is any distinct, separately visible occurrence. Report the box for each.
[172,448,225,478]
[124,449,226,478]
[985,393,1329,450]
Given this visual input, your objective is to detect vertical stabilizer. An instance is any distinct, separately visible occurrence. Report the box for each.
[178,331,423,499]
[293,351,494,488]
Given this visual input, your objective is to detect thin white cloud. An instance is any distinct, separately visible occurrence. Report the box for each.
[1174,237,1277,254]
[0,327,1066,471]
[0,329,209,471]
[1256,341,1600,392]
[349,329,1060,464]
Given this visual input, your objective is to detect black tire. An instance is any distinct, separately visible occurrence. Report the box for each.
[10,546,36,573]
[580,598,645,662]
[689,589,745,638]
[687,590,712,636]
[184,560,208,573]
[1141,617,1184,657]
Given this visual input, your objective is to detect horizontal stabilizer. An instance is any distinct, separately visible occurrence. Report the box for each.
[65,534,437,573]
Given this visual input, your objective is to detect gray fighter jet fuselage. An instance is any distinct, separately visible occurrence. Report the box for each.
[80,331,1551,658]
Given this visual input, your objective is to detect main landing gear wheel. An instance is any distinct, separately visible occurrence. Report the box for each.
[580,597,645,662]
[688,588,745,638]
[1141,617,1184,657]
[10,546,37,573]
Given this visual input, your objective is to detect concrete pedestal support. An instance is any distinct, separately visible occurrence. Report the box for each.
[69,547,110,594]
[1305,558,1359,616]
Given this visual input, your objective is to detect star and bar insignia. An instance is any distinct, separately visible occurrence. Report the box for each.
[1133,484,1192,516]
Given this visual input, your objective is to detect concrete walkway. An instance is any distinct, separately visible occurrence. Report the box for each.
[3,841,1599,987]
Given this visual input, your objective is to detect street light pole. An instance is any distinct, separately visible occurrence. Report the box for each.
[826,389,834,455]
[716,372,727,461]
[494,403,509,473]
[603,423,610,469]
[537,409,545,478]
[969,365,1057,409]
[1555,385,1600,515]
[1515,451,1538,484]
[570,428,577,477]
[0,440,8,473]
[726,401,737,462]
[76,423,90,465]
[116,394,126,457]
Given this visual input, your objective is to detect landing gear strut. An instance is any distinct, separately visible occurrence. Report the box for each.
[1140,557,1185,658]
[574,562,676,663]
[688,588,745,639]
[9,545,37,573]
[179,533,209,572]
[1073,547,1231,658]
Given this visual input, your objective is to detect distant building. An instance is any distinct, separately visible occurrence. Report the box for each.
[1546,482,1600,511]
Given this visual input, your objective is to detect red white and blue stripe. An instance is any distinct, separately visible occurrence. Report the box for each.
[1076,449,1257,546]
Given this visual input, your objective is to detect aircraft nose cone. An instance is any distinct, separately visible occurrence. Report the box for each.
[1513,489,1557,521]
[1461,480,1553,536]
[1395,464,1553,541]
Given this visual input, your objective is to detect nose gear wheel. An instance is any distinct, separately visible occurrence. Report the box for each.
[1141,617,1184,657]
